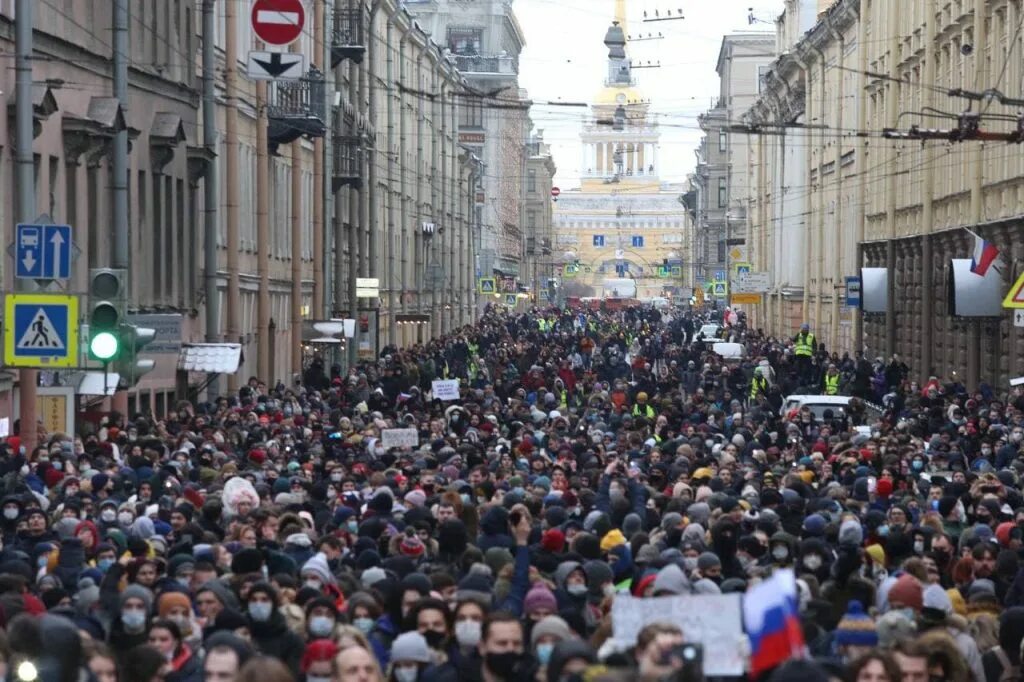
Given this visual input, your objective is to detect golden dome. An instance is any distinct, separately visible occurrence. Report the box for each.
[593,85,646,106]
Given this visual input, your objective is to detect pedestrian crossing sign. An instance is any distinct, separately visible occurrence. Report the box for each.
[504,294,518,307]
[1003,270,1024,308]
[3,294,78,368]
[478,277,496,294]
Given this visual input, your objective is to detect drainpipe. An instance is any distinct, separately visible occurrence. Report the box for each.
[884,0,899,360]
[110,0,130,415]
[255,69,271,381]
[386,25,398,346]
[313,0,325,318]
[201,0,220,400]
[399,38,410,334]
[920,0,937,381]
[225,0,241,388]
[853,0,869,355]
[967,0,987,387]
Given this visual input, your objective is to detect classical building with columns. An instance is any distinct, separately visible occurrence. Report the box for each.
[554,0,690,301]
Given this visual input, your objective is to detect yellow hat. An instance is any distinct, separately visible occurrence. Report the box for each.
[798,470,815,484]
[693,467,714,481]
[600,529,627,552]
[865,544,886,567]
[636,392,648,403]
[946,588,967,616]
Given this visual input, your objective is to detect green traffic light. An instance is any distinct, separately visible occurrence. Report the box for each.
[89,331,119,361]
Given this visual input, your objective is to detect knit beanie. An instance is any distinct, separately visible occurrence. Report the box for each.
[390,632,431,664]
[600,529,627,552]
[530,615,573,647]
[696,552,720,572]
[120,584,154,613]
[523,583,558,616]
[157,592,192,618]
[834,600,878,647]
[541,529,566,553]
[876,610,917,649]
[838,519,863,546]
[399,534,425,558]
[887,574,923,612]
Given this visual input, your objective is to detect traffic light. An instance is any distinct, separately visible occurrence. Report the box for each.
[88,268,127,363]
[113,323,156,388]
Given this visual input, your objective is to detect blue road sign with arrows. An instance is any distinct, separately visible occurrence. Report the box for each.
[15,224,71,279]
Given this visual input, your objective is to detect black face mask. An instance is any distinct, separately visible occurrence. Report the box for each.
[423,630,447,650]
[485,652,522,678]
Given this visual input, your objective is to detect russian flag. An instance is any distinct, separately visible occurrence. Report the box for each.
[743,569,806,678]
[970,233,999,276]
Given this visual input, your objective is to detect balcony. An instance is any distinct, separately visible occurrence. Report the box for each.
[452,54,518,82]
[268,68,327,148]
[332,135,363,192]
[331,5,365,67]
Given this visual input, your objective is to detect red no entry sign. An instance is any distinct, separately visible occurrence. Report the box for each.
[251,0,305,46]
[551,187,561,197]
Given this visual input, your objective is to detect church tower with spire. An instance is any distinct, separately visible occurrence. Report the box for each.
[580,0,661,192]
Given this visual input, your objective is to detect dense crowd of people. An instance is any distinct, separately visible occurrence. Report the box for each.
[0,303,1021,682]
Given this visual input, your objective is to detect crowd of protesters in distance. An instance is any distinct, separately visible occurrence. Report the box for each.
[0,303,1020,682]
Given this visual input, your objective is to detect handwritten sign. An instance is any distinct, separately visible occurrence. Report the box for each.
[611,594,745,677]
[381,428,418,450]
[431,379,460,401]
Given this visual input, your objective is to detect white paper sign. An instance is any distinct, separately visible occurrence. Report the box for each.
[611,594,745,677]
[381,428,418,450]
[0,418,8,438]
[431,379,460,401]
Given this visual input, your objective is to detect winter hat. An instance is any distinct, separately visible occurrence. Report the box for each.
[301,553,337,586]
[802,514,826,537]
[404,490,427,508]
[635,544,660,565]
[622,513,642,538]
[838,519,863,546]
[390,632,432,664]
[876,610,917,649]
[360,567,388,588]
[600,529,626,552]
[865,544,887,568]
[967,578,997,605]
[523,583,558,615]
[875,478,893,498]
[120,584,154,613]
[834,601,878,647]
[231,548,263,576]
[886,574,923,612]
[157,592,192,618]
[692,579,721,595]
[399,534,426,558]
[541,529,566,553]
[696,552,720,572]
[937,496,959,519]
[652,564,691,596]
[530,615,573,647]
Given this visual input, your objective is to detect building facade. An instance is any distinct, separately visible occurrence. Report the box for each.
[524,131,556,301]
[692,33,775,302]
[554,1,690,302]
[745,0,1024,388]
[406,0,531,280]
[0,0,482,427]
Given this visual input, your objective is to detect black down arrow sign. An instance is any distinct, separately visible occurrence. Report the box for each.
[254,53,298,78]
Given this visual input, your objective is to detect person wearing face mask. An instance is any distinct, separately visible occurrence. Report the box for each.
[768,531,797,568]
[529,616,573,681]
[244,582,304,675]
[451,597,488,660]
[108,584,154,656]
[304,596,339,641]
[157,591,201,651]
[388,632,434,682]
[147,618,202,682]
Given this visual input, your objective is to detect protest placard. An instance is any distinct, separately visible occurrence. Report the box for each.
[611,593,746,676]
[381,428,418,450]
[431,379,460,401]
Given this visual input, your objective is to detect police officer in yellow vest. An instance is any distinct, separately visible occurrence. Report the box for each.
[793,322,816,386]
[749,367,769,402]
[632,392,655,419]
[823,364,841,395]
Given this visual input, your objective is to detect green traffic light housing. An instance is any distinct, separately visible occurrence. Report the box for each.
[87,268,127,363]
[113,323,157,388]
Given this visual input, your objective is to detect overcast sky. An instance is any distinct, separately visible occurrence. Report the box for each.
[514,0,784,188]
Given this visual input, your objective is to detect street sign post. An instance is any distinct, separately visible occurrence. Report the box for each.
[734,271,770,293]
[3,294,79,368]
[15,224,71,280]
[250,0,305,46]
[845,276,862,307]
[477,277,496,294]
[247,50,306,80]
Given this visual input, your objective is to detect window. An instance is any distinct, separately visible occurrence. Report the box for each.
[447,27,482,55]
[593,235,605,247]
[527,168,536,193]
[758,65,770,93]
[460,99,484,128]
[718,178,727,208]
[631,235,644,247]
[527,210,536,229]
[719,130,727,152]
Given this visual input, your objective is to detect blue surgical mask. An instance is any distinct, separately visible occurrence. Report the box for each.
[308,615,335,638]
[122,609,146,631]
[98,558,115,573]
[536,642,555,665]
[877,525,889,537]
[353,616,375,634]
[248,601,273,622]
[347,520,358,533]
[912,460,924,471]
